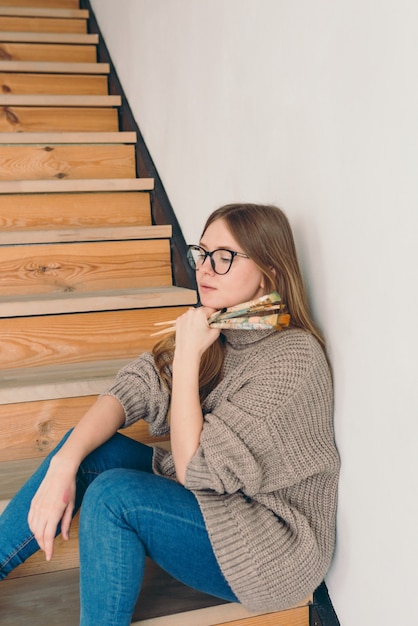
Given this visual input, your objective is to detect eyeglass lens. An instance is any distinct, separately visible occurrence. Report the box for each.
[187,247,234,275]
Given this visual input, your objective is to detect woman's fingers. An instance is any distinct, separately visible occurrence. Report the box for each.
[27,464,77,560]
[28,503,61,560]
[60,502,74,541]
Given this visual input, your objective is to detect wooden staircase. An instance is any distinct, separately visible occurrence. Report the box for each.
[0,1,315,624]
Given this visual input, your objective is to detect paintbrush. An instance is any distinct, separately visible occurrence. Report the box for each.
[151,291,289,336]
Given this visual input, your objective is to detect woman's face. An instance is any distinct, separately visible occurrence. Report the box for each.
[196,218,266,310]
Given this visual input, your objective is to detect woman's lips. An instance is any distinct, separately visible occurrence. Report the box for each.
[198,283,216,292]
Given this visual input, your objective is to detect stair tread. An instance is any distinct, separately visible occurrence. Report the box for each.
[0,131,137,143]
[0,285,197,318]
[0,358,130,405]
[0,60,109,73]
[0,565,266,626]
[0,7,88,18]
[0,30,98,44]
[0,565,309,626]
[0,94,121,106]
[2,224,172,244]
[0,178,154,193]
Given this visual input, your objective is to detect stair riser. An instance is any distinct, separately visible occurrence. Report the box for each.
[0,306,185,370]
[0,43,96,63]
[0,17,86,33]
[0,191,151,230]
[0,72,108,94]
[7,514,80,579]
[0,106,118,132]
[0,240,172,295]
[0,144,136,180]
[0,396,166,464]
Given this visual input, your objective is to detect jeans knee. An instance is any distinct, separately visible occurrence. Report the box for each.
[80,469,125,521]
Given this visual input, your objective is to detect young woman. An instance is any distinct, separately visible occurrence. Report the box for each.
[0,203,340,625]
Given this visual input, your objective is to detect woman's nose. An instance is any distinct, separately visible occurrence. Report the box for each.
[199,254,214,274]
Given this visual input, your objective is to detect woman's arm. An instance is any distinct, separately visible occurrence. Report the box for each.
[170,307,220,484]
[28,394,125,561]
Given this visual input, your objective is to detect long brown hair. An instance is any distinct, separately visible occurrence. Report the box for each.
[153,203,326,400]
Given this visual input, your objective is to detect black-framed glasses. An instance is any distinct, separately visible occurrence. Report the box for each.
[187,245,249,275]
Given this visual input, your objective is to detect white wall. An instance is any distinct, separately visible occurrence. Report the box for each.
[91,1,418,623]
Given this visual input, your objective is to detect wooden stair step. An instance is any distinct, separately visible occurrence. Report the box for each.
[0,566,310,626]
[0,191,152,230]
[0,177,154,193]
[0,305,192,371]
[0,143,135,180]
[0,31,98,44]
[0,396,165,464]
[0,239,173,296]
[0,358,131,404]
[0,0,79,8]
[0,105,118,131]
[0,71,108,94]
[0,41,96,62]
[1,458,43,500]
[0,94,120,106]
[0,16,87,34]
[2,225,171,244]
[0,7,88,18]
[0,60,109,73]
[0,564,310,626]
[0,131,137,143]
[0,285,196,318]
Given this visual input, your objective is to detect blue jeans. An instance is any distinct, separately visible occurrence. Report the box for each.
[0,431,237,625]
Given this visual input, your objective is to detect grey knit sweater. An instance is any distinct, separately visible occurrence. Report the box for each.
[104,328,340,612]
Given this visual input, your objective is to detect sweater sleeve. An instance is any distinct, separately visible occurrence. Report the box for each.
[102,352,170,437]
[184,332,336,496]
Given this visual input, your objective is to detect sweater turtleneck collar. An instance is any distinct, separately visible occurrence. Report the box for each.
[222,328,278,349]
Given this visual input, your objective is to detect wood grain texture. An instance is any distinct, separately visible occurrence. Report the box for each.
[0,94,120,105]
[0,0,78,7]
[0,42,96,62]
[3,225,171,244]
[0,306,188,370]
[0,31,97,44]
[0,60,109,73]
[0,239,172,295]
[0,106,118,132]
[1,564,223,626]
[0,7,88,18]
[0,285,197,319]
[0,71,107,94]
[0,458,42,499]
[0,178,154,193]
[0,131,136,142]
[214,607,309,626]
[0,191,151,230]
[1,564,310,625]
[0,16,86,33]
[0,144,135,180]
[0,396,168,462]
[7,514,80,579]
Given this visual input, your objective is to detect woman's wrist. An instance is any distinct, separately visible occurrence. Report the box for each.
[49,445,81,475]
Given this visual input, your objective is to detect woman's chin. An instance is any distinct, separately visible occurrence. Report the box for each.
[198,290,223,310]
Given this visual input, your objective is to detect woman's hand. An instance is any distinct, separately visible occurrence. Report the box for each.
[27,455,77,562]
[174,306,220,363]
